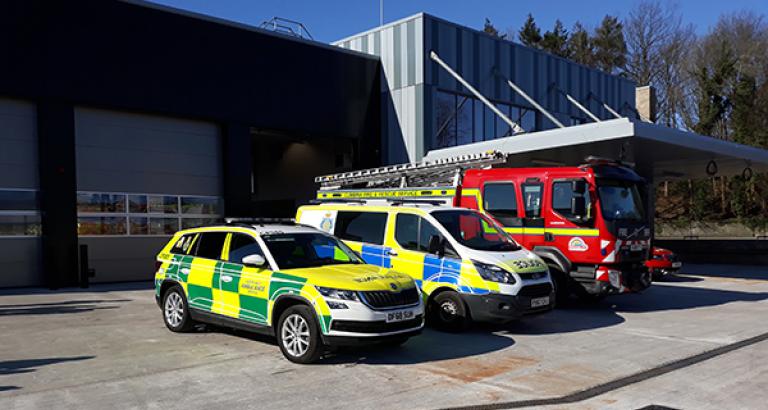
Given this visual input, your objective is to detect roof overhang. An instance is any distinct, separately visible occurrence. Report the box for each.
[423,118,768,180]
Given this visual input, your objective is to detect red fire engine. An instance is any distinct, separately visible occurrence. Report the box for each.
[316,152,652,302]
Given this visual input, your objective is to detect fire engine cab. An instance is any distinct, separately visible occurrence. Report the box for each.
[315,152,652,302]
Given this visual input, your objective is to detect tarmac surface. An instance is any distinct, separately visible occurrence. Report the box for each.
[1,264,767,410]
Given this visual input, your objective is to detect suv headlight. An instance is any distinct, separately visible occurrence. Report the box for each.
[473,261,516,284]
[315,286,359,301]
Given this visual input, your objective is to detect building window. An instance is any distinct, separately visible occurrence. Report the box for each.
[0,189,41,237]
[433,89,540,149]
[76,191,223,236]
[435,91,457,148]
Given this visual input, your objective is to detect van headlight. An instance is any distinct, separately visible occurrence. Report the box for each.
[315,286,359,301]
[473,261,516,284]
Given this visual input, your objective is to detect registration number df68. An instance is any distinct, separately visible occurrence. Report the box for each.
[386,310,415,323]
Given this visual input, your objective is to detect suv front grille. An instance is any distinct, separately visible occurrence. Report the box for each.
[331,315,423,333]
[518,283,553,297]
[359,287,419,309]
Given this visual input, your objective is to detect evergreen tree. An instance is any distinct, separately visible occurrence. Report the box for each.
[518,14,542,48]
[592,15,627,74]
[691,41,737,138]
[568,22,594,67]
[483,18,506,39]
[541,20,570,58]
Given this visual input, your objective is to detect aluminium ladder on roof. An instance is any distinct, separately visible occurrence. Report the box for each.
[315,151,507,190]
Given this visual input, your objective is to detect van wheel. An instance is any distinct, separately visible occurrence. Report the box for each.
[548,264,571,306]
[162,285,196,332]
[277,305,323,364]
[429,291,469,332]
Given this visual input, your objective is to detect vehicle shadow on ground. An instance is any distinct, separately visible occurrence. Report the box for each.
[654,274,704,283]
[501,303,626,335]
[0,299,130,316]
[609,283,768,313]
[321,328,515,365]
[0,356,95,393]
[0,282,153,297]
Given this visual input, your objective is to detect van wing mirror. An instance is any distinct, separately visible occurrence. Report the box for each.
[427,235,445,256]
[242,254,266,267]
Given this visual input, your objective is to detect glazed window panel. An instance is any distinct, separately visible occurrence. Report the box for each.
[77,217,127,235]
[181,197,222,215]
[150,218,180,235]
[0,215,41,236]
[0,190,38,211]
[149,195,178,214]
[77,193,126,213]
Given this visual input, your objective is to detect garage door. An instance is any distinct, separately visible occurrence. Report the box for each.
[74,108,223,283]
[0,98,42,287]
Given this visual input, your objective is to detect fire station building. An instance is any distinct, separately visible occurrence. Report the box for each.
[1,0,767,288]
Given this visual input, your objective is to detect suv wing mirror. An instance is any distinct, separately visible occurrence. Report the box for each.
[242,254,266,267]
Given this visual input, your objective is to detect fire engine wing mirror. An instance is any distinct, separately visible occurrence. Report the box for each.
[572,179,587,195]
[242,254,266,267]
[571,196,587,219]
[427,235,445,257]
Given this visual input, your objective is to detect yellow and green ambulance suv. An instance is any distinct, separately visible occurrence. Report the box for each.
[154,220,424,363]
[297,204,554,331]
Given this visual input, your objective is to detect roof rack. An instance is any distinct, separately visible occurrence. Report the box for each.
[225,217,295,226]
[316,151,507,190]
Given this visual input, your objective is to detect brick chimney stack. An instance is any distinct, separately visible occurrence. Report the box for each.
[635,86,657,122]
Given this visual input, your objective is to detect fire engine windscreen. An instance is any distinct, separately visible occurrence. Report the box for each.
[596,180,646,221]
[431,210,521,252]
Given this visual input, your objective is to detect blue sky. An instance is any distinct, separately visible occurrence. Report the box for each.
[150,0,768,43]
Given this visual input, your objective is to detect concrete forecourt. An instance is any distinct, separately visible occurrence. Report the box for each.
[1,264,766,409]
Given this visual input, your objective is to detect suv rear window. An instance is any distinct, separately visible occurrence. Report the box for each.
[334,211,387,245]
[194,232,227,260]
[171,234,196,254]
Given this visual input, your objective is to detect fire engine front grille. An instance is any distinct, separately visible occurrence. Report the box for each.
[518,283,553,297]
[360,287,419,309]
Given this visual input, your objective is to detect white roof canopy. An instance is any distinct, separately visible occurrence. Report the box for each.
[423,118,768,180]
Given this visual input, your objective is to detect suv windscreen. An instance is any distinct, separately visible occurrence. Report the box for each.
[597,179,645,221]
[261,233,363,270]
[431,210,520,252]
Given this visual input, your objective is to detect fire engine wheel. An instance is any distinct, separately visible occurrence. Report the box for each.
[429,291,469,332]
[547,264,572,306]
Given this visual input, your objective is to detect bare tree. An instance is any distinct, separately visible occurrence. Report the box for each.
[624,1,695,127]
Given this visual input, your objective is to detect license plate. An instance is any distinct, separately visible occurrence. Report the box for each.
[386,309,415,323]
[531,296,550,308]
[630,243,643,251]
[672,262,682,268]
